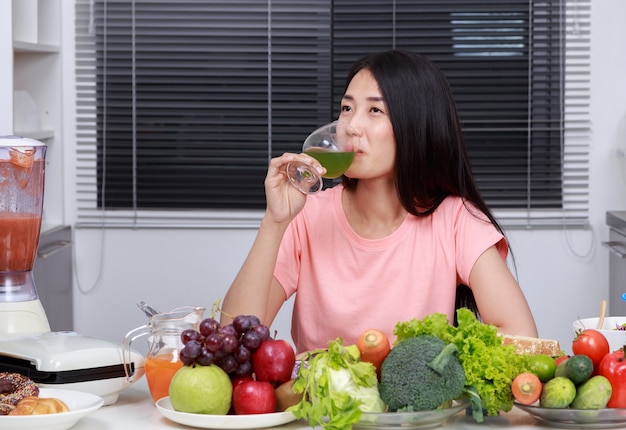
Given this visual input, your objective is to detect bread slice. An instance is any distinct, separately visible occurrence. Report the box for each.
[500,334,561,357]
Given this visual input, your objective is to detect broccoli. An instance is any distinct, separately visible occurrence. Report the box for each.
[378,334,466,412]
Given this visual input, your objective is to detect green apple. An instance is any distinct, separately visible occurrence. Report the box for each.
[168,364,232,414]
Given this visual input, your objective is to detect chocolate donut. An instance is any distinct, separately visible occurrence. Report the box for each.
[0,372,39,415]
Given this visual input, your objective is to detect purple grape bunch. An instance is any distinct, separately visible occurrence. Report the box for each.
[179,314,271,378]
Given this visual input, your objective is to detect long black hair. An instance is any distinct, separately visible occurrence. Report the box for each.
[342,49,509,323]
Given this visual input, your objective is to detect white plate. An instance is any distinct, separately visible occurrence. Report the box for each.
[515,402,626,429]
[0,388,104,430]
[155,396,297,429]
[354,399,470,430]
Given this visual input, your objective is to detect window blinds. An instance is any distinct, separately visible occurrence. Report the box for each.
[74,0,590,229]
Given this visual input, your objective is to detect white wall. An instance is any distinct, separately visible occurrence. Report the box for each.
[0,1,13,135]
[61,1,626,356]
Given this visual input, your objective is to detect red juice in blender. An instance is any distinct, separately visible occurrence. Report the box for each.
[0,137,49,333]
[0,212,42,272]
[0,154,44,284]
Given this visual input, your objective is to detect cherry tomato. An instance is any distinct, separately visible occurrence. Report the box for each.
[572,329,610,374]
[598,348,626,408]
[555,355,570,367]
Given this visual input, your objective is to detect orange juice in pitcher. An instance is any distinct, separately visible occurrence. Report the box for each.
[123,306,205,403]
[145,354,183,402]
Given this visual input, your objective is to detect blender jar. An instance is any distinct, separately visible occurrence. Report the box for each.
[0,137,46,302]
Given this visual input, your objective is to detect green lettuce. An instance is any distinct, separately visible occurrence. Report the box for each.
[394,308,530,417]
[287,338,384,430]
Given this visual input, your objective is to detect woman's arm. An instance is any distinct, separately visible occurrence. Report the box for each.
[220,218,289,326]
[469,246,539,337]
[220,152,323,327]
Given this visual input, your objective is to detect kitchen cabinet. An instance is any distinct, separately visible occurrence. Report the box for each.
[0,0,70,329]
[10,0,64,228]
[605,211,626,316]
[34,225,73,331]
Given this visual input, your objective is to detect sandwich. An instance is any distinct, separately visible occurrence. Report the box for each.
[500,334,562,357]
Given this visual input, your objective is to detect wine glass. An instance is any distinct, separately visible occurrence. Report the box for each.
[286,120,360,194]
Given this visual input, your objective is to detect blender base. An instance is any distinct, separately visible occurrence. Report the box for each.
[0,299,51,335]
[0,331,145,405]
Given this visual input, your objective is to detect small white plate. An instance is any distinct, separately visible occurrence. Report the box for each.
[0,387,104,430]
[156,396,297,429]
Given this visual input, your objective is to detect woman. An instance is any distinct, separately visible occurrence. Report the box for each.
[221,49,538,354]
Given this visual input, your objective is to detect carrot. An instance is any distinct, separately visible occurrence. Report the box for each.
[356,328,391,378]
[511,372,542,405]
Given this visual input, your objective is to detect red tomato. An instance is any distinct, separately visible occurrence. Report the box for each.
[598,348,626,408]
[572,329,610,374]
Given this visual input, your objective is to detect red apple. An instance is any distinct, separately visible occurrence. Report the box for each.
[232,380,277,414]
[231,375,254,388]
[252,339,296,386]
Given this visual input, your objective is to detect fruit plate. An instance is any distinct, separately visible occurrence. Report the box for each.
[155,396,297,429]
[515,402,626,429]
[353,399,470,430]
[0,388,104,430]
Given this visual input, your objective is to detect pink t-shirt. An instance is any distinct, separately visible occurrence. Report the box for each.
[274,185,506,354]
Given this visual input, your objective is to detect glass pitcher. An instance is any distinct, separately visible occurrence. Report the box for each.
[123,306,205,402]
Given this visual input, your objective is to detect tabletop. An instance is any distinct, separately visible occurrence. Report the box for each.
[69,378,625,430]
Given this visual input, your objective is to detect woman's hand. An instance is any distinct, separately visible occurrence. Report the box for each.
[264,153,325,224]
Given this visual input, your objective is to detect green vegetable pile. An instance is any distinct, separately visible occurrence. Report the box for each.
[379,335,466,412]
[394,308,530,416]
[288,338,384,430]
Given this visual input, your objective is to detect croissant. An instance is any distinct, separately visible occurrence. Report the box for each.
[8,396,70,415]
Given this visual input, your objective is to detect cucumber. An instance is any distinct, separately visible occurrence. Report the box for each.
[540,377,577,408]
[554,355,593,385]
[571,375,612,409]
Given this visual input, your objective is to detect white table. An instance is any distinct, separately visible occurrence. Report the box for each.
[70,378,620,429]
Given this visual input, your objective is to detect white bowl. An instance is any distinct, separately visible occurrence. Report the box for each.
[572,317,626,352]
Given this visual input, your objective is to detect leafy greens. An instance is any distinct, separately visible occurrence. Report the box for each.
[287,338,384,430]
[394,308,530,417]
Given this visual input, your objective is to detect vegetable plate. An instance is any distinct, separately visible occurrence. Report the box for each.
[353,399,470,430]
[515,402,626,429]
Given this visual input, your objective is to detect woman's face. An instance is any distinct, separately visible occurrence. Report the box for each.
[339,69,396,182]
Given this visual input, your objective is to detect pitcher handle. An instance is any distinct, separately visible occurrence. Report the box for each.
[122,324,150,382]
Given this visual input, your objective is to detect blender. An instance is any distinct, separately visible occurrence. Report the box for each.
[0,136,145,404]
[0,136,50,335]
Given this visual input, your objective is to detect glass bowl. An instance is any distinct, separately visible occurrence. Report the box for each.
[353,399,470,430]
[515,402,626,429]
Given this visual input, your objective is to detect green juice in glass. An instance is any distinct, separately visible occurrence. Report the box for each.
[305,149,356,179]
